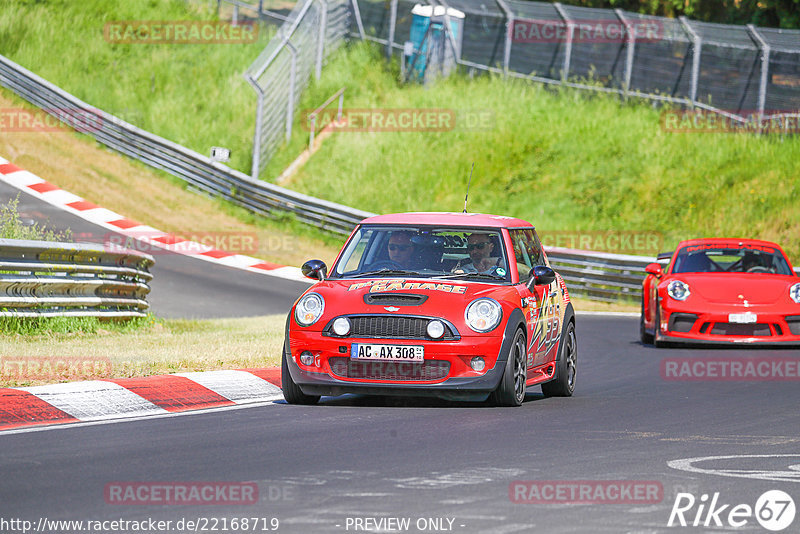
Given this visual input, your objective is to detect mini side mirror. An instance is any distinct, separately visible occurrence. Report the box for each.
[645,263,663,277]
[527,265,556,289]
[301,259,328,281]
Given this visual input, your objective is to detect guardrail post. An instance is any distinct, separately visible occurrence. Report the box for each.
[615,9,635,96]
[680,17,701,106]
[285,41,298,142]
[553,3,573,82]
[351,0,366,40]
[747,24,770,121]
[495,0,513,76]
[315,0,328,79]
[387,0,398,59]
[233,4,239,25]
[251,91,265,179]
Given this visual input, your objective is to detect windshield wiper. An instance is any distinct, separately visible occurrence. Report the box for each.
[351,269,422,278]
[437,272,505,280]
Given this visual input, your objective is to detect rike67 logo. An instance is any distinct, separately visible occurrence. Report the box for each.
[668,490,796,531]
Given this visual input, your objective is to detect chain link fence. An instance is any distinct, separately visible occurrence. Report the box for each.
[354,0,800,122]
[220,0,350,178]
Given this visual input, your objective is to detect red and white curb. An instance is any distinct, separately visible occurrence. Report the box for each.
[0,156,311,283]
[0,368,283,432]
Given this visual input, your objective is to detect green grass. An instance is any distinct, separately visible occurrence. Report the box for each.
[0,314,287,387]
[266,43,800,261]
[0,0,275,173]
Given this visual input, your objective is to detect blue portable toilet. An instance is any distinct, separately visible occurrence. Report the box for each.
[405,4,464,83]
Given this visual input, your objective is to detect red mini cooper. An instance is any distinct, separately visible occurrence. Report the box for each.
[641,238,800,346]
[282,212,577,406]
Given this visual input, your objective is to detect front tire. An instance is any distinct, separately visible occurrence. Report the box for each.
[281,347,320,405]
[491,329,527,407]
[640,301,653,344]
[542,320,576,397]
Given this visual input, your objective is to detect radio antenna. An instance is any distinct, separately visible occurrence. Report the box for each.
[463,163,475,213]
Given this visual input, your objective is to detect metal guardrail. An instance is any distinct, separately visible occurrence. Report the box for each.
[545,246,652,302]
[0,239,154,318]
[0,54,373,236]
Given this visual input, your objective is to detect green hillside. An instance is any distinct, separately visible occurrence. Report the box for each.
[0,0,271,173]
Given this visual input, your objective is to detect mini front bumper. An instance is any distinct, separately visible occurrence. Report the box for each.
[284,328,515,400]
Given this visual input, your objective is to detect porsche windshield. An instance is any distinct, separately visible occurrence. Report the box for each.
[672,244,793,275]
[331,226,511,281]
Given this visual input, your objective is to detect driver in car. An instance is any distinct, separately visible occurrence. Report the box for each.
[452,232,503,274]
[387,231,417,269]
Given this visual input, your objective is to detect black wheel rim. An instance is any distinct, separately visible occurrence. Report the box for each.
[565,327,577,390]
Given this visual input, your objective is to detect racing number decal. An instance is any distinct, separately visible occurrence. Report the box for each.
[527,284,561,367]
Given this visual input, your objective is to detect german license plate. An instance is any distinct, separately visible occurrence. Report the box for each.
[350,343,424,362]
[729,312,757,324]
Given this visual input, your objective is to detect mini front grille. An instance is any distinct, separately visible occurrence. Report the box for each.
[710,323,772,337]
[329,358,450,381]
[324,315,458,340]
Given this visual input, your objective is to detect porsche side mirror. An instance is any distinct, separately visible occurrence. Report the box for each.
[301,259,328,281]
[645,263,663,277]
[527,265,556,289]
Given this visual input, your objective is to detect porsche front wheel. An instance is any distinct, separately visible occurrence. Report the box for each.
[640,301,654,345]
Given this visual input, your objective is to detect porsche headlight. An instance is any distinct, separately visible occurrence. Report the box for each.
[295,292,325,326]
[790,283,800,304]
[667,280,690,301]
[465,298,502,333]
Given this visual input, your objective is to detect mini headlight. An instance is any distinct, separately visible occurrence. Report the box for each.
[295,292,325,326]
[790,283,800,304]
[465,298,502,333]
[332,317,351,336]
[667,280,690,301]
[427,320,445,339]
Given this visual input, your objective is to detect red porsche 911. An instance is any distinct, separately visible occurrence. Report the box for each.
[641,238,800,346]
[282,212,577,406]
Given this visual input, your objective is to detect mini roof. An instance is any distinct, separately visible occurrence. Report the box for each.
[360,212,534,229]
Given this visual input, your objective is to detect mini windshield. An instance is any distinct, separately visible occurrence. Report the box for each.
[672,244,793,275]
[331,226,511,282]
